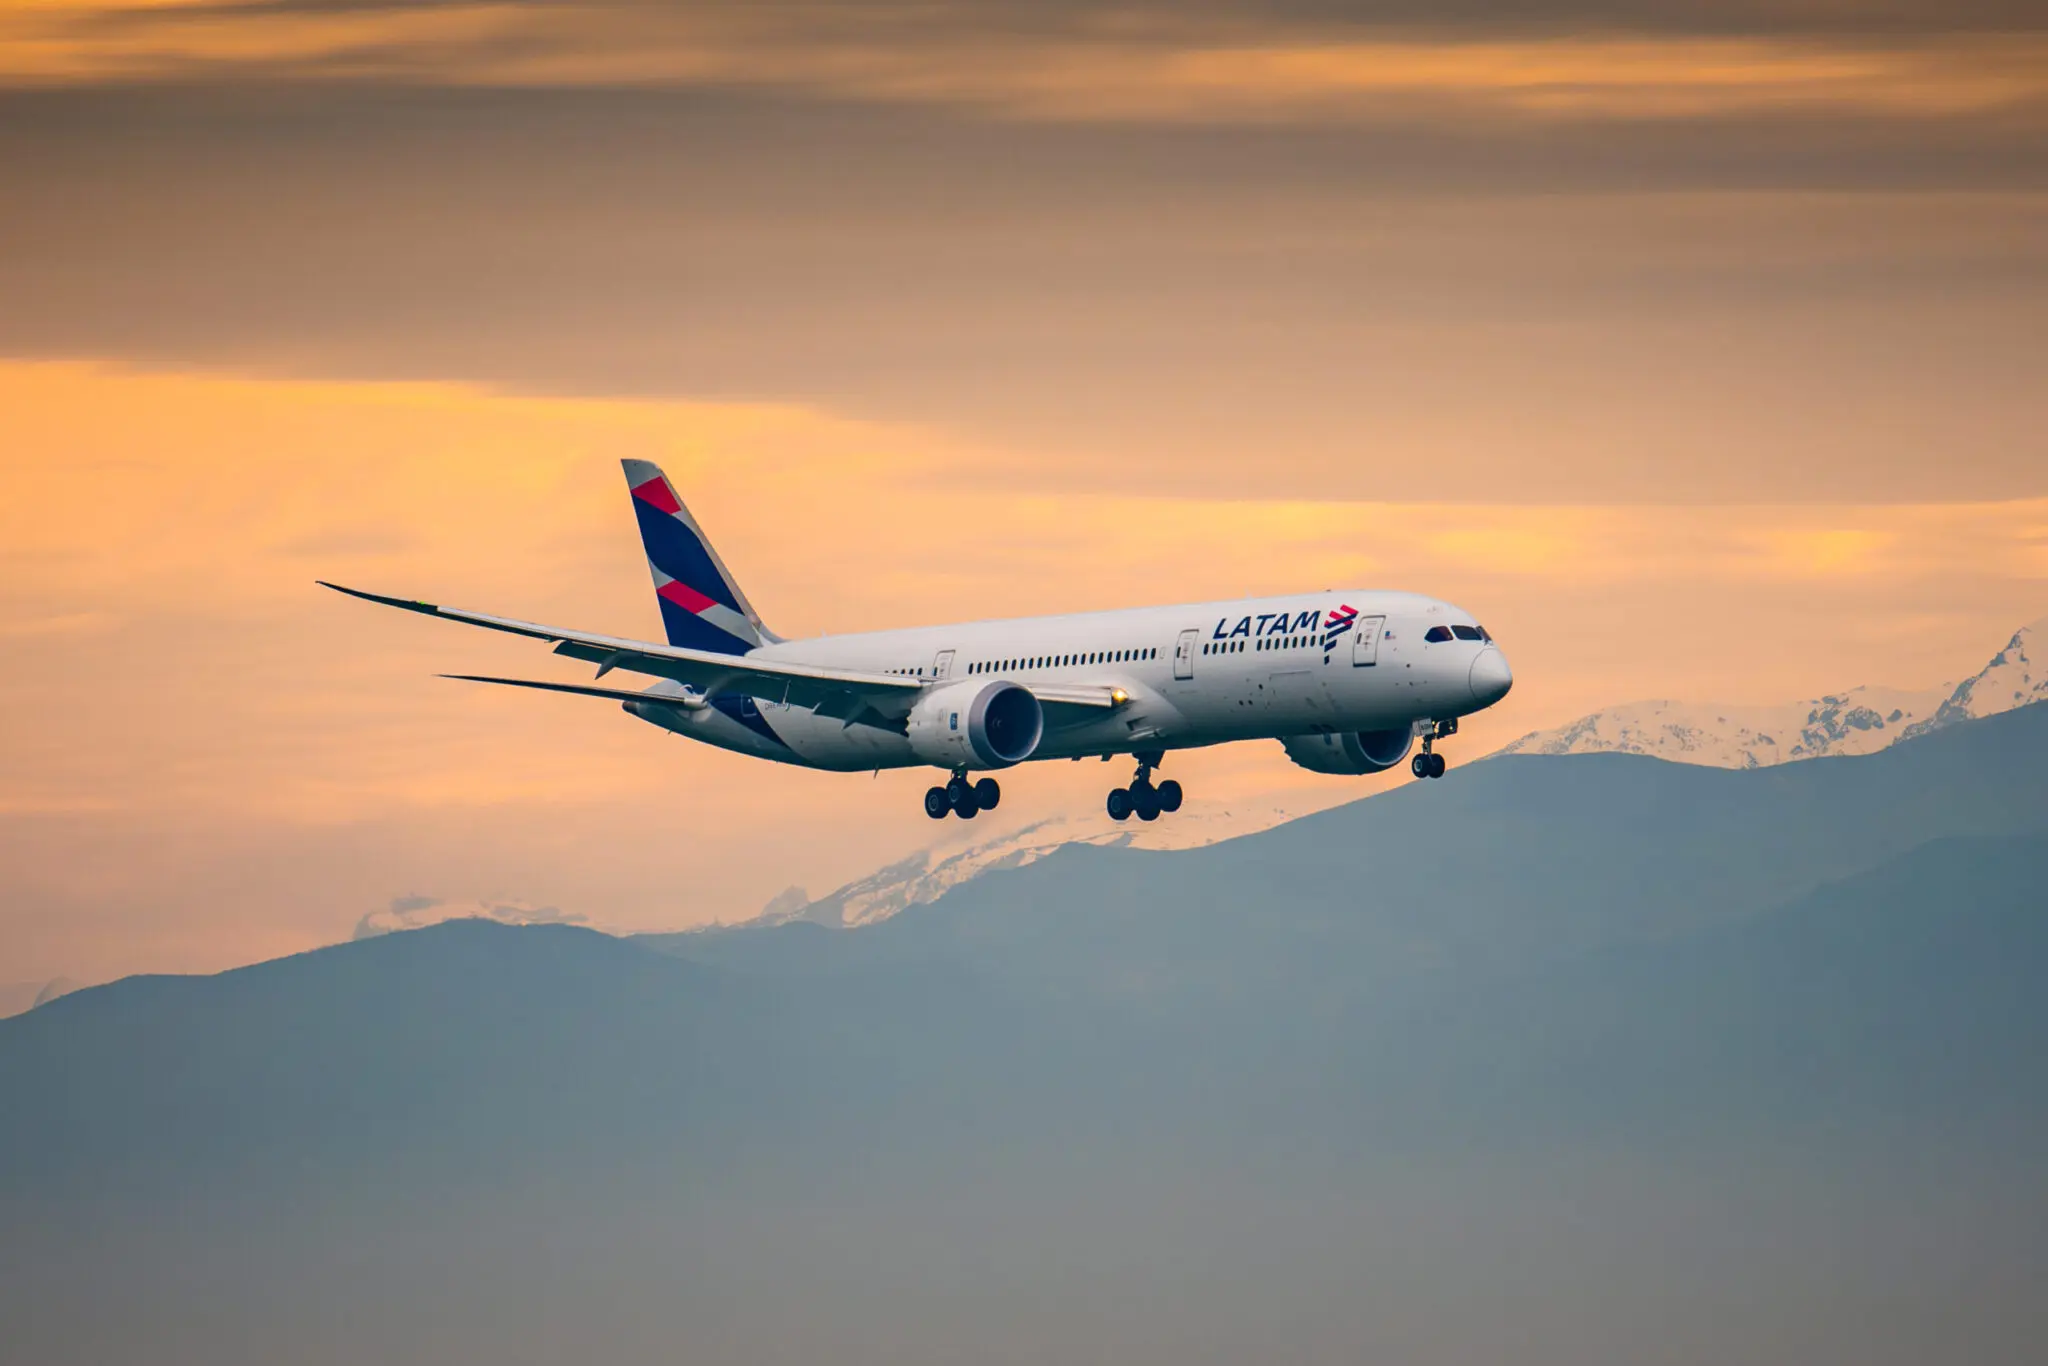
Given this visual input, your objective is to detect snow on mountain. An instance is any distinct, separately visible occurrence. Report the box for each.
[1500,616,2045,769]
[748,797,1311,930]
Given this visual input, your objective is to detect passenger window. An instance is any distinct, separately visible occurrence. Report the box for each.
[1424,626,1454,643]
[1451,625,1482,641]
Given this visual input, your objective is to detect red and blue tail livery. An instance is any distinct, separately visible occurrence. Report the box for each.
[621,459,774,655]
[327,460,1512,821]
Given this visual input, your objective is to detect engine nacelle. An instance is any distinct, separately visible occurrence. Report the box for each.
[1279,727,1414,776]
[907,680,1043,770]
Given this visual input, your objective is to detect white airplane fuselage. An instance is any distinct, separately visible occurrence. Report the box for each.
[627,589,1511,772]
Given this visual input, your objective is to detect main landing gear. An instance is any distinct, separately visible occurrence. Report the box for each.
[1410,718,1457,780]
[1107,750,1183,823]
[925,771,1002,820]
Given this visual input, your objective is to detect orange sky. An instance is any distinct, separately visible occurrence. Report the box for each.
[1,2,2043,983]
[3,360,2043,981]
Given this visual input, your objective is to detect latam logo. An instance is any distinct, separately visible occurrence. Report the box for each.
[1212,604,1358,654]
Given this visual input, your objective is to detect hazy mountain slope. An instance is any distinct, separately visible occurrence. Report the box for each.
[6,719,2046,1366]
[651,697,2048,1000]
[7,823,2044,1206]
[1501,615,2044,767]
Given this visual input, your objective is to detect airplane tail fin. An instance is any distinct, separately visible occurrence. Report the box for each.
[620,460,777,654]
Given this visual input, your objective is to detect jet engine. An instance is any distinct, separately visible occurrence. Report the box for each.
[907,680,1044,769]
[1279,727,1414,776]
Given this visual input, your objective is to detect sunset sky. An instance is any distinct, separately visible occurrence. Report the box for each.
[2,1,2044,983]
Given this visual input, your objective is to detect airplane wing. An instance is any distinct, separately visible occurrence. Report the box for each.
[321,582,923,714]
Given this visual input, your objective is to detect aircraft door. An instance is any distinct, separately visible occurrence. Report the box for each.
[1352,615,1386,666]
[1173,628,1198,680]
[932,649,955,680]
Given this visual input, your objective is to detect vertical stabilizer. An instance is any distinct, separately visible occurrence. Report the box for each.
[620,460,776,653]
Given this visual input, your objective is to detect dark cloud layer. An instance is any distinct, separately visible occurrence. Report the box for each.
[2,83,2042,502]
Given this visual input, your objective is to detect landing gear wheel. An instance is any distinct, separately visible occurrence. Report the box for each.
[952,787,980,819]
[924,786,950,819]
[1155,779,1183,813]
[1106,787,1134,822]
[973,777,1001,810]
[1428,752,1447,779]
[1133,786,1162,822]
[1412,753,1431,779]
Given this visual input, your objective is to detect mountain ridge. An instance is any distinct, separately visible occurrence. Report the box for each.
[1501,615,2043,768]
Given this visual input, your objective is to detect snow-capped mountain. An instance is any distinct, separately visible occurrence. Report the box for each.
[748,797,1311,930]
[1500,616,2045,769]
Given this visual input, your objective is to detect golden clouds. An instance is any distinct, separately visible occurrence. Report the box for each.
[3,4,2041,123]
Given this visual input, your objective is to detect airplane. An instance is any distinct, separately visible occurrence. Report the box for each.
[324,459,1513,822]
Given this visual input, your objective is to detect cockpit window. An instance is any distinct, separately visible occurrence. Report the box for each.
[1424,625,1454,643]
[1451,624,1483,641]
[1479,625,1492,641]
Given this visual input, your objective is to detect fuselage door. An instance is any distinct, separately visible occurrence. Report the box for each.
[1352,615,1386,667]
[932,649,955,680]
[1173,628,1198,680]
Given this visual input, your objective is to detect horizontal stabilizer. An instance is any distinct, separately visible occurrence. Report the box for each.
[441,674,701,709]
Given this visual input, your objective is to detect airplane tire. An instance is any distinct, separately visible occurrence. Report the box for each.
[1411,753,1431,778]
[952,786,980,818]
[923,786,950,819]
[1429,753,1448,778]
[1156,779,1183,813]
[974,777,1001,810]
[1106,788,1134,822]
[1133,787,1161,821]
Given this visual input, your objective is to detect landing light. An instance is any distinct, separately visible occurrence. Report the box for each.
[1110,688,1129,705]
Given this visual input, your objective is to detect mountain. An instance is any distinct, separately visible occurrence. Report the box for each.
[6,704,2046,1365]
[1501,614,2045,767]
[744,795,1311,929]
[656,696,2048,995]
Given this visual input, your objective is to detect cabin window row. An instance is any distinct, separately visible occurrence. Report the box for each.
[967,648,1155,676]
[1203,635,1321,654]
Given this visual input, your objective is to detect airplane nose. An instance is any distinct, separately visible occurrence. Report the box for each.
[1468,648,1513,707]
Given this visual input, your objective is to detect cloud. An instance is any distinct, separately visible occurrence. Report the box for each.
[2,3,2041,129]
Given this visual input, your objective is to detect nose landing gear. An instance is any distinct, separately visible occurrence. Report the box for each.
[1107,750,1183,822]
[925,771,1003,819]
[1410,718,1456,779]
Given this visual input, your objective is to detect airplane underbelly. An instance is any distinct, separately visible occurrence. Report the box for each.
[631,696,916,771]
[755,702,917,771]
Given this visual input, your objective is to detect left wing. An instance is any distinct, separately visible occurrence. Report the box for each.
[321,582,922,715]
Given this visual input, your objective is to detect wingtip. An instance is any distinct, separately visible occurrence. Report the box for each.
[318,581,439,612]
